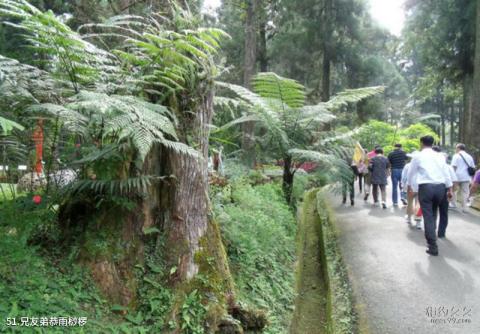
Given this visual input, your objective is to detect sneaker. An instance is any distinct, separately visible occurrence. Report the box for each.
[351,200,355,206]
[393,203,398,207]
[364,193,369,201]
[401,199,407,205]
[405,215,412,224]
[416,221,422,229]
[382,202,387,209]
[426,249,439,256]
[373,202,379,207]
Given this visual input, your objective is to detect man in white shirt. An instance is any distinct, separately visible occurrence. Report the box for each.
[407,136,453,256]
[451,143,475,212]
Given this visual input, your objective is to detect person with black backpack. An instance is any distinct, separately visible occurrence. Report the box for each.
[450,143,476,213]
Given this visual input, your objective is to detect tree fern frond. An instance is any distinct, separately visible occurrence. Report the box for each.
[289,149,353,184]
[324,86,385,111]
[0,2,120,91]
[252,72,306,109]
[214,114,261,132]
[27,103,88,131]
[216,81,273,115]
[65,175,165,196]
[0,115,24,134]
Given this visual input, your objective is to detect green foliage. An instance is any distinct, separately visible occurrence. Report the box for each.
[180,290,207,334]
[216,73,383,201]
[212,182,296,333]
[355,120,439,154]
[0,0,118,92]
[0,116,24,134]
[252,72,306,108]
[355,120,395,152]
[0,197,124,333]
[0,2,227,200]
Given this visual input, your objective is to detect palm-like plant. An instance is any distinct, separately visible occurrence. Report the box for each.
[217,72,384,203]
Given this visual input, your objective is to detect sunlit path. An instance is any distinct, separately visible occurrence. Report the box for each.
[332,187,480,334]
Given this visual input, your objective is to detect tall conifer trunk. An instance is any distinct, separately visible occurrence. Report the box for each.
[469,0,480,160]
[242,0,258,167]
[321,0,333,102]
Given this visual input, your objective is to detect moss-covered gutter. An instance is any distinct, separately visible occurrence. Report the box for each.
[291,188,359,333]
[290,189,365,334]
[315,190,358,334]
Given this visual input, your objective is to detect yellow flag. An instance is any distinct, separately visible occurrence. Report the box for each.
[352,142,364,164]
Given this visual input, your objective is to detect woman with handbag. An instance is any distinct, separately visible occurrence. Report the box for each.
[450,143,476,212]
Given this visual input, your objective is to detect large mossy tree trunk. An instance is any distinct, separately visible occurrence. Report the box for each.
[159,88,233,291]
[59,86,248,331]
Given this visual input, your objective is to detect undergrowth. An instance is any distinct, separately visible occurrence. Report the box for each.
[212,181,297,333]
[0,196,124,333]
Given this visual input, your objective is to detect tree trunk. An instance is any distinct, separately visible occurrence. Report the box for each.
[58,87,245,331]
[282,155,294,205]
[462,74,473,144]
[437,89,446,146]
[450,103,455,146]
[243,0,257,87]
[321,0,333,102]
[160,89,229,284]
[242,0,258,167]
[469,0,480,160]
[458,101,464,142]
[259,18,268,72]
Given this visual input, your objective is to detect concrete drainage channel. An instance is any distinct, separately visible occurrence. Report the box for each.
[290,189,358,334]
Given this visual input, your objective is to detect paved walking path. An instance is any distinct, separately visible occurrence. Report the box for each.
[332,187,480,334]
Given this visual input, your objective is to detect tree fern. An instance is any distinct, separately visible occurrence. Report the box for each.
[0,116,24,135]
[251,72,306,109]
[0,1,119,93]
[65,175,168,196]
[0,2,213,198]
[81,12,229,99]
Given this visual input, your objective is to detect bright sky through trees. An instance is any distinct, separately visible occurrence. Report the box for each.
[202,0,406,36]
[369,0,406,36]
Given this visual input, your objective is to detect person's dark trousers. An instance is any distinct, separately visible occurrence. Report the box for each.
[438,189,449,238]
[358,174,364,192]
[391,168,403,204]
[418,183,446,252]
[342,181,354,203]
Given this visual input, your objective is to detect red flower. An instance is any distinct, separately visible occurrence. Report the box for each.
[33,195,42,205]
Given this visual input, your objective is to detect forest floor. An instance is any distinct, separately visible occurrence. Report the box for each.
[332,185,480,334]
[290,190,327,333]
